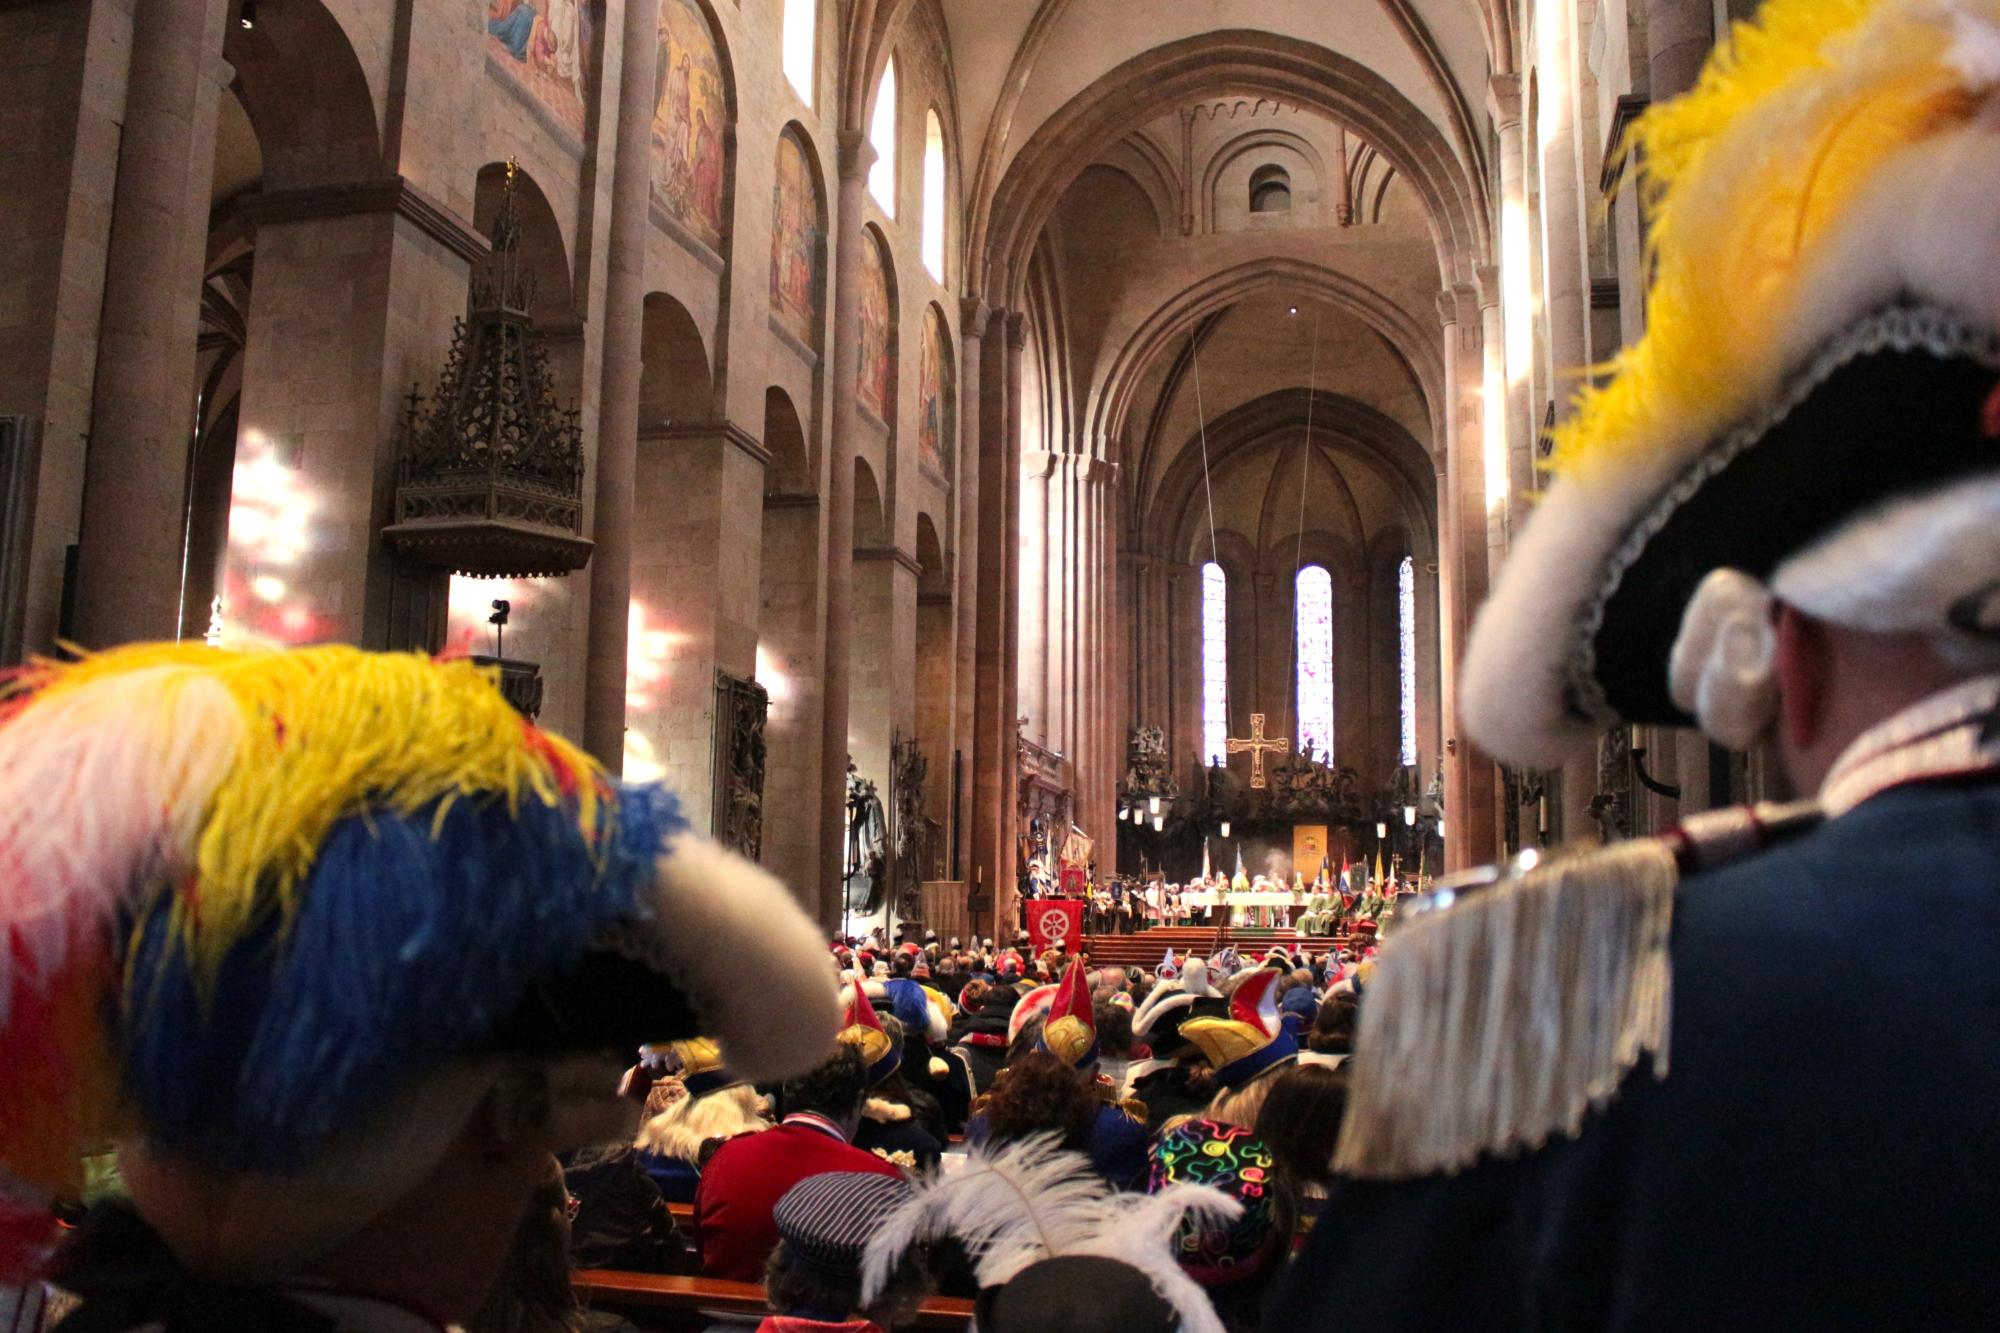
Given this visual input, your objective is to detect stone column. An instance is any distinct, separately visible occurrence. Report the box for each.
[627,422,769,832]
[816,130,877,924]
[1442,278,1499,869]
[1019,449,1053,745]
[73,0,231,647]
[1536,0,1592,424]
[1,1,137,658]
[953,301,989,887]
[1650,0,1716,103]
[1491,76,1535,547]
[993,311,1026,934]
[583,0,662,770]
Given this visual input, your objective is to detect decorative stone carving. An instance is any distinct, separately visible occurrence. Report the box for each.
[713,671,768,860]
[383,163,592,579]
[891,734,928,925]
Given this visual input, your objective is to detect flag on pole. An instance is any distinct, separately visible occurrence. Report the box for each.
[1374,845,1385,891]
[1232,848,1250,892]
[1201,839,1213,883]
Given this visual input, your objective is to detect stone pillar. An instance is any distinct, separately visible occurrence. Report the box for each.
[583,0,662,770]
[627,423,769,832]
[953,301,989,888]
[1650,0,1716,103]
[970,319,1007,927]
[1442,278,1500,870]
[1492,76,1535,546]
[1019,449,1053,745]
[850,544,918,831]
[994,312,1026,933]
[758,490,826,904]
[1536,0,1593,427]
[0,1,136,658]
[226,184,485,653]
[72,0,231,647]
[1414,555,1443,777]
[818,131,876,925]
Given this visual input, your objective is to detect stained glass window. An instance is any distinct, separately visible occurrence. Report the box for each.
[1296,566,1334,758]
[1201,562,1228,766]
[1399,555,1418,768]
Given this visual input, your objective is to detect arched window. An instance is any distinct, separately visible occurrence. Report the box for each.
[1398,556,1418,768]
[868,56,898,215]
[1249,164,1292,213]
[782,0,816,106]
[921,108,946,281]
[1296,565,1334,758]
[1201,562,1229,766]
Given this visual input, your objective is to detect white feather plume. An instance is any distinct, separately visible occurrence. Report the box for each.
[861,1135,1116,1298]
[1078,1184,1242,1333]
[861,1135,1240,1333]
[0,667,242,1022]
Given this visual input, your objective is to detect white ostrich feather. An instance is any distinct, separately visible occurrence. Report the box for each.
[861,1136,1241,1333]
[0,667,242,1023]
[1077,1184,1242,1333]
[860,1134,1119,1299]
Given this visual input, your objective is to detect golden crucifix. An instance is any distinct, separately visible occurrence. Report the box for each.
[1226,713,1291,789]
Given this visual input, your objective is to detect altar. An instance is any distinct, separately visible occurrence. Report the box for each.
[1179,889,1304,909]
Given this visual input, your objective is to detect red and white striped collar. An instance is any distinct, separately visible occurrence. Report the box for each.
[782,1111,850,1143]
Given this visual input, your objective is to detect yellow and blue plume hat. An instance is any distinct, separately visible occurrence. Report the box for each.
[0,643,838,1278]
[1463,0,2000,766]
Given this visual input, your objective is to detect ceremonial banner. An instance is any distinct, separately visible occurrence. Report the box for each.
[1028,898,1084,953]
[1293,825,1329,879]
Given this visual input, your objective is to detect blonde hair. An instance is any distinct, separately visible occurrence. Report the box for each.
[634,1082,771,1162]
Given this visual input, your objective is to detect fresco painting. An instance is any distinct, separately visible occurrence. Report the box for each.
[651,0,727,248]
[485,0,598,139]
[858,233,894,422]
[919,306,954,481]
[770,131,823,350]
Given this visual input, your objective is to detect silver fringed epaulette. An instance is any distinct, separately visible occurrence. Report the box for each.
[1333,802,1822,1182]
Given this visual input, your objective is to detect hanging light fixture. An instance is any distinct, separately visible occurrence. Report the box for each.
[1153,815,1165,832]
[239,0,257,29]
[1149,795,1162,816]
[1375,821,1388,839]
[1404,805,1417,827]
[1219,820,1231,839]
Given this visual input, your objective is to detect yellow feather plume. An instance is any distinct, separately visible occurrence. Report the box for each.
[7,643,605,986]
[1552,0,1990,480]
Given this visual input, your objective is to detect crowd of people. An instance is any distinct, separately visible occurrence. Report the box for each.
[563,930,1384,1331]
[1048,870,1410,936]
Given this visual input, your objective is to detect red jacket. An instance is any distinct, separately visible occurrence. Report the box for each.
[695,1116,905,1281]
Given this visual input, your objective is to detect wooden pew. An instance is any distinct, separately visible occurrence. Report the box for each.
[574,1270,975,1330]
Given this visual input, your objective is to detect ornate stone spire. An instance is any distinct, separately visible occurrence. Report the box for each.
[383,161,592,579]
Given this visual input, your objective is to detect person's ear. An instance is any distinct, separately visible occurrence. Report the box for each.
[1774,604,1829,752]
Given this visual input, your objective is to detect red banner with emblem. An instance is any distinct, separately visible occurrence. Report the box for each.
[1027,898,1085,953]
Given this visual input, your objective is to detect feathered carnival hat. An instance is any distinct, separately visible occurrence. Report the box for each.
[1463,0,2000,765]
[839,981,903,1088]
[858,1135,1239,1333]
[1179,970,1298,1091]
[0,644,838,1280]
